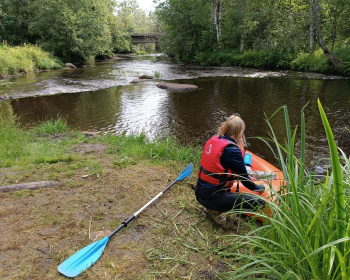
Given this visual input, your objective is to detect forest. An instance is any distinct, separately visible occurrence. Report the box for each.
[0,0,349,74]
[0,0,159,64]
[156,0,350,74]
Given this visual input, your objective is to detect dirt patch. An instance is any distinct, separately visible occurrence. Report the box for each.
[0,148,248,279]
[70,143,107,154]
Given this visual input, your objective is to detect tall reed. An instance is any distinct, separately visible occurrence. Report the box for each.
[219,103,350,279]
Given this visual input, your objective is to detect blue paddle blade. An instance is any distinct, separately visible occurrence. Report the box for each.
[58,236,109,278]
[177,162,193,181]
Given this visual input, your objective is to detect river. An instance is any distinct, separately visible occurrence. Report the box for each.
[0,54,349,170]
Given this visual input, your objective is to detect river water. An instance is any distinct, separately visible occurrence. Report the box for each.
[0,54,349,168]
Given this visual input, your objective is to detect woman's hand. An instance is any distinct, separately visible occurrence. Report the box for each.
[255,184,265,193]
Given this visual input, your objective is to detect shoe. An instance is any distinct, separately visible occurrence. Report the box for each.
[204,208,227,225]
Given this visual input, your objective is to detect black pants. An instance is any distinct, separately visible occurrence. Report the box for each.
[195,183,265,213]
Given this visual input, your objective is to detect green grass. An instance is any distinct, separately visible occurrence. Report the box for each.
[0,116,77,168]
[32,116,69,136]
[0,117,201,170]
[219,103,350,279]
[0,43,63,78]
[100,133,201,167]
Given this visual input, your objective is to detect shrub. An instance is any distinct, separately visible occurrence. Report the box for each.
[194,49,294,69]
[291,49,333,73]
[291,48,350,75]
[333,48,350,75]
[0,43,63,77]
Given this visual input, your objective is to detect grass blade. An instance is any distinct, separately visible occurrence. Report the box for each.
[318,99,345,255]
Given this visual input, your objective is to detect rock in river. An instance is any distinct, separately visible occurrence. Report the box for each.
[156,82,198,91]
[64,63,77,68]
[130,79,144,84]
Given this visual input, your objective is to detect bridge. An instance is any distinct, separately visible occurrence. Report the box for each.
[130,33,162,44]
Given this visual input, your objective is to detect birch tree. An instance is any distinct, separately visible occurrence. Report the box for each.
[309,3,314,53]
[240,0,246,53]
[211,0,223,50]
[311,0,341,70]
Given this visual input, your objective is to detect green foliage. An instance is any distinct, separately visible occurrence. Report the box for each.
[113,0,160,54]
[196,48,349,74]
[291,48,350,75]
[154,71,161,78]
[0,0,36,45]
[155,0,350,73]
[195,49,295,69]
[0,0,161,61]
[112,33,131,54]
[220,104,350,279]
[29,0,116,63]
[134,50,148,55]
[333,48,350,75]
[113,156,136,168]
[318,99,346,255]
[132,43,156,54]
[291,49,334,73]
[195,51,238,66]
[156,0,214,61]
[0,43,63,77]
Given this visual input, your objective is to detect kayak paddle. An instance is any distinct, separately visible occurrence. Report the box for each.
[58,162,193,277]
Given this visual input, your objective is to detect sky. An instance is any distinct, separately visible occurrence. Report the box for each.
[136,0,156,12]
[116,0,157,13]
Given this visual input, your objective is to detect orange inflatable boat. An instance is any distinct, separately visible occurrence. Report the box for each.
[230,151,286,221]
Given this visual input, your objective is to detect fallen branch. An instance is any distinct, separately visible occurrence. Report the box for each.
[0,181,60,192]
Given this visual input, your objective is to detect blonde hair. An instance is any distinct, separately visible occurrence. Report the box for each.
[218,115,245,144]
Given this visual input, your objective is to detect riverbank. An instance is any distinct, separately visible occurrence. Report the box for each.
[194,49,350,76]
[0,119,252,279]
[1,109,350,278]
[0,44,64,79]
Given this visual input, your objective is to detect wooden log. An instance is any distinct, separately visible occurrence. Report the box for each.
[0,181,60,192]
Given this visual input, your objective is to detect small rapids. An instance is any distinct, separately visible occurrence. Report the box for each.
[0,54,345,100]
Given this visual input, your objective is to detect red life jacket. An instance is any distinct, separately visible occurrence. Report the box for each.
[198,136,239,189]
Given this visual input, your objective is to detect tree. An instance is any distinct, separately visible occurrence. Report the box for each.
[239,0,247,53]
[323,0,347,49]
[211,0,223,50]
[0,0,37,45]
[310,3,315,53]
[156,0,213,60]
[311,0,341,70]
[113,0,160,53]
[29,0,116,63]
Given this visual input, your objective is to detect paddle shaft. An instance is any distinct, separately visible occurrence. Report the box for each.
[108,179,178,239]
